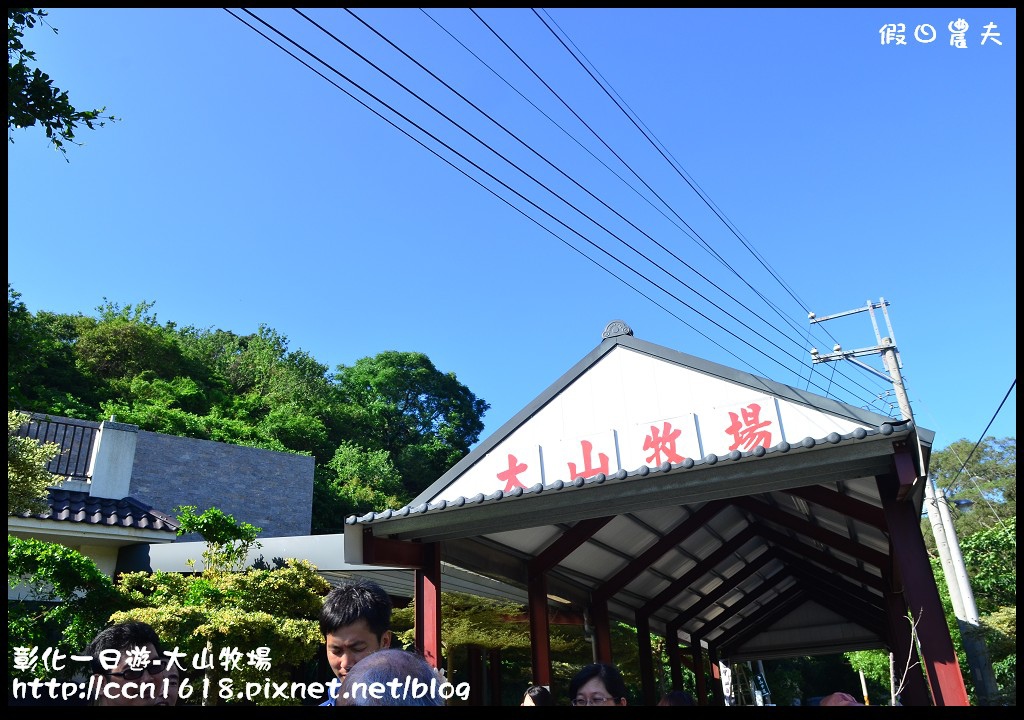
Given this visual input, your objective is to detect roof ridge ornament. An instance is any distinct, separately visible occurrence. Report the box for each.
[602,320,633,339]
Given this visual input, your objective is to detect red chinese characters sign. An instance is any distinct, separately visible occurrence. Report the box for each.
[723,402,773,452]
[491,418,702,490]
[643,421,686,465]
[488,402,779,490]
[496,454,529,492]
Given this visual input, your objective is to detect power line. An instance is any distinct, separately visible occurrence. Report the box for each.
[943,378,1016,493]
[229,8,891,414]
[362,10,889,409]
[336,9,865,393]
[222,8,745,362]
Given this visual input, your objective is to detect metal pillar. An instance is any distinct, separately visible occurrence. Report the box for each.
[811,298,995,703]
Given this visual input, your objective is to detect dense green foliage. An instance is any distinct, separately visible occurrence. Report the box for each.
[929,436,1015,540]
[925,436,1016,705]
[7,409,62,514]
[8,535,129,681]
[174,504,262,573]
[312,441,407,533]
[8,9,116,156]
[762,653,877,706]
[334,351,489,497]
[113,558,331,706]
[7,285,489,531]
[9,508,332,706]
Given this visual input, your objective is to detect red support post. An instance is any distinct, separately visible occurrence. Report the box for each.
[635,611,656,705]
[879,470,969,705]
[528,572,551,687]
[666,629,682,690]
[488,649,502,707]
[592,598,612,663]
[691,643,706,706]
[415,542,442,669]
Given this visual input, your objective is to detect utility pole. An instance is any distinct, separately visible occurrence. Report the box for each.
[809,298,998,706]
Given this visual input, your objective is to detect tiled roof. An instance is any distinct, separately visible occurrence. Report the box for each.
[346,421,911,525]
[19,489,180,533]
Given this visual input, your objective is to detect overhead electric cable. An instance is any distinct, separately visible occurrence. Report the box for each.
[424,8,876,405]
[232,8,888,410]
[337,9,849,388]
[943,379,1016,495]
[536,7,871,399]
[223,8,738,364]
[298,9,885,403]
[227,8,775,377]
[536,9,816,324]
[474,8,886,406]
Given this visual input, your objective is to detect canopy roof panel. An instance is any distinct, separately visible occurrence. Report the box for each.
[345,321,934,663]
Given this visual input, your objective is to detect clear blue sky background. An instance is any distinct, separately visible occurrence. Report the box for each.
[8,8,1016,455]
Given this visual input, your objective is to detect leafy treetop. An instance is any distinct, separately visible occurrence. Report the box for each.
[8,8,116,158]
[7,409,63,515]
[174,504,261,573]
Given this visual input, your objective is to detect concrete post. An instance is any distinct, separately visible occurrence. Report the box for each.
[87,419,138,498]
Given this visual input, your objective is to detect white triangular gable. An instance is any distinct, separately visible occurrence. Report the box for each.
[430,345,873,504]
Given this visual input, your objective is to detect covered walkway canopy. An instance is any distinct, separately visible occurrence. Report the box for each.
[343,320,968,706]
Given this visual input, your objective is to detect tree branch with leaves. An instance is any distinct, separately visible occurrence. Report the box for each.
[8,8,116,158]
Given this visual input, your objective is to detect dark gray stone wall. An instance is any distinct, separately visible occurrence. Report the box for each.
[129,430,314,537]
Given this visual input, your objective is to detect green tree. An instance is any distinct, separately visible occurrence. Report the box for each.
[113,505,330,705]
[8,8,116,157]
[112,558,330,705]
[7,409,62,514]
[959,517,1016,704]
[335,351,489,497]
[9,292,492,515]
[75,299,190,383]
[312,441,408,533]
[844,650,892,704]
[175,324,338,459]
[762,653,868,706]
[929,436,1015,539]
[8,285,94,416]
[174,504,262,574]
[960,517,1016,613]
[8,536,129,681]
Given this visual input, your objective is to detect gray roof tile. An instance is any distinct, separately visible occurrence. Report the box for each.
[19,489,180,533]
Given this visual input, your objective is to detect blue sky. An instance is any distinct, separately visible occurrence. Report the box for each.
[7,8,1016,455]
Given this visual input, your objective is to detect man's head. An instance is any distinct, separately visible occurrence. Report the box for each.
[84,620,172,706]
[658,690,695,706]
[339,649,445,706]
[320,578,393,680]
[820,691,863,706]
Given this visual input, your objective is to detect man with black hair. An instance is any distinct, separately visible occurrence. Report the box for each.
[319,578,393,706]
[84,620,176,706]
